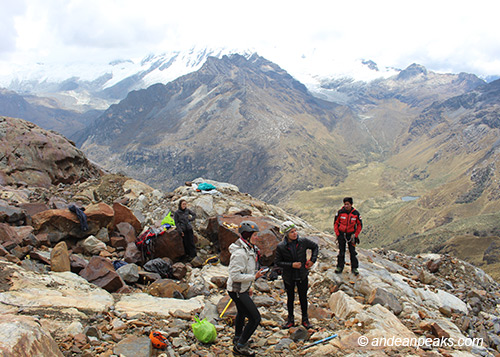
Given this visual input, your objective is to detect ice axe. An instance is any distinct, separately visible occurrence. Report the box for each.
[301,333,338,350]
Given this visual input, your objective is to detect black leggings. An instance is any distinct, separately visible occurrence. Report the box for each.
[284,278,309,322]
[181,228,197,258]
[337,233,358,270]
[228,291,261,345]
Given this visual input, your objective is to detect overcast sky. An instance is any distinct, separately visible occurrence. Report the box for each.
[1,0,500,78]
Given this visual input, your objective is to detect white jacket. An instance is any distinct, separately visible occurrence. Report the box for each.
[227,238,257,293]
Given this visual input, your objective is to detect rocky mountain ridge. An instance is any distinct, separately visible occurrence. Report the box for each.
[0,116,500,356]
[77,54,377,203]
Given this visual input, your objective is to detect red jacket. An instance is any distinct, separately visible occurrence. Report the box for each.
[333,207,362,237]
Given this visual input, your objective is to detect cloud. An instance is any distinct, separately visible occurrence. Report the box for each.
[0,0,26,58]
[4,0,500,77]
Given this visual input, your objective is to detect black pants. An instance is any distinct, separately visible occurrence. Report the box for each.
[337,233,358,270]
[228,291,261,345]
[181,228,196,258]
[284,278,309,322]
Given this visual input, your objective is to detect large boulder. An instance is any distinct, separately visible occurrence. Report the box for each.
[0,116,102,187]
[112,202,142,235]
[79,256,125,293]
[31,203,114,243]
[153,229,185,261]
[206,215,280,265]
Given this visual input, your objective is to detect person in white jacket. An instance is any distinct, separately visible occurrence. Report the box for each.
[227,221,266,356]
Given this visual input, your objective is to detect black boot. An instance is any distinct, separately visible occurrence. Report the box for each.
[233,342,256,356]
[282,319,294,329]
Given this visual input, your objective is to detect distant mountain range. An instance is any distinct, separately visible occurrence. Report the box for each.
[76,54,378,202]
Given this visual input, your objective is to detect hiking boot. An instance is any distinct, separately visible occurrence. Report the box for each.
[352,268,359,276]
[335,267,343,274]
[233,343,256,356]
[302,320,313,329]
[282,320,294,329]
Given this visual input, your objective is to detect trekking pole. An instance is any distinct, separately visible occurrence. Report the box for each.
[301,334,338,350]
[219,299,233,318]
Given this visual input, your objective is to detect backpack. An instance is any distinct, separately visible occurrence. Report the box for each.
[161,211,176,227]
[135,227,166,262]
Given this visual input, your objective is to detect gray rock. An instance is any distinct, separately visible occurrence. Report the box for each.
[254,278,271,293]
[367,287,403,316]
[114,335,152,357]
[290,326,309,341]
[117,263,140,283]
[253,295,276,307]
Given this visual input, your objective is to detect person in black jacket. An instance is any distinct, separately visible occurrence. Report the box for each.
[174,199,197,259]
[275,221,319,329]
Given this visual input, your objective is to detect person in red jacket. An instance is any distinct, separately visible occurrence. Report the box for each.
[333,197,362,275]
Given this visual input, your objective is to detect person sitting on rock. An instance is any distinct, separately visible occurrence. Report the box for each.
[227,221,267,356]
[275,220,318,329]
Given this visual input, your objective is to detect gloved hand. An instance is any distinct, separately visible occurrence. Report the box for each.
[355,237,360,245]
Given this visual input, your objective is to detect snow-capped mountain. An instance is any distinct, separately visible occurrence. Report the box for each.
[0,46,397,110]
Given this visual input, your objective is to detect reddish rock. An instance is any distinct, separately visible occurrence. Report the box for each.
[110,235,127,249]
[124,243,142,264]
[32,202,114,243]
[308,304,333,320]
[18,203,50,217]
[153,229,185,262]
[33,233,50,247]
[12,226,35,246]
[171,262,187,280]
[147,279,189,298]
[210,276,228,289]
[112,203,141,235]
[0,244,9,256]
[431,322,451,339]
[206,215,280,265]
[29,250,51,265]
[426,259,442,273]
[50,241,71,272]
[0,223,22,250]
[115,222,136,244]
[79,256,125,293]
[138,271,161,284]
[70,254,88,274]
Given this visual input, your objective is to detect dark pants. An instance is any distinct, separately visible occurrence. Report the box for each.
[228,291,261,345]
[337,233,358,270]
[284,278,309,322]
[181,228,196,258]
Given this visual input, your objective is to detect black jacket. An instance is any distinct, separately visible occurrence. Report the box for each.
[174,208,196,233]
[275,235,319,282]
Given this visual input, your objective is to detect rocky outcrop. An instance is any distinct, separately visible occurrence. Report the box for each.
[0,314,63,357]
[0,116,102,187]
